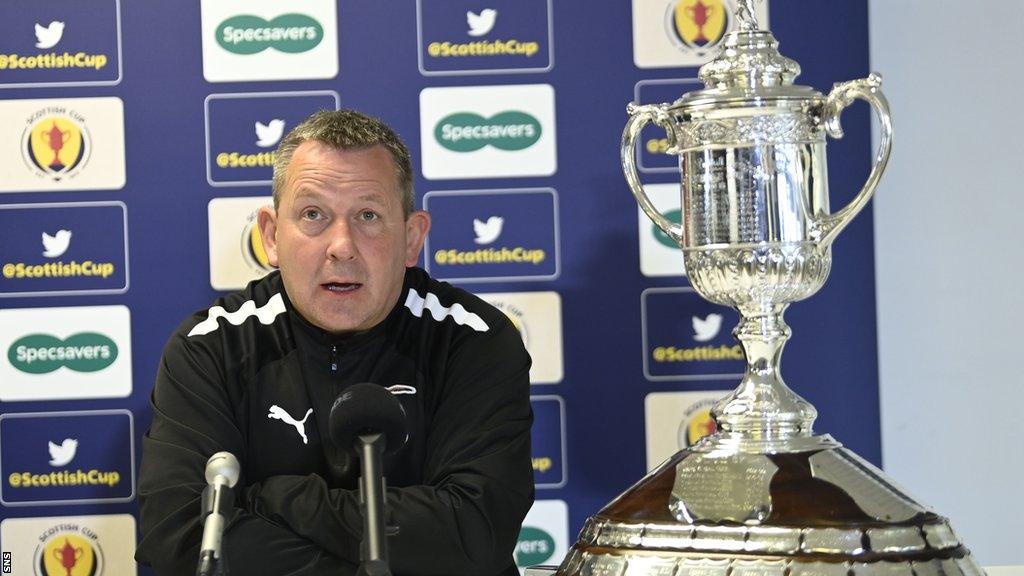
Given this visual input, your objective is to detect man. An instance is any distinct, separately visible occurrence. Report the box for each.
[136,110,534,575]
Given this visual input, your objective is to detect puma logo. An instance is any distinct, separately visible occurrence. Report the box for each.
[268,405,314,444]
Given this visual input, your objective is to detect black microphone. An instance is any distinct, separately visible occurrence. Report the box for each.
[196,451,240,576]
[329,383,408,576]
[329,382,408,455]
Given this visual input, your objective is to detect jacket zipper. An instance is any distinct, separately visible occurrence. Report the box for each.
[330,344,339,374]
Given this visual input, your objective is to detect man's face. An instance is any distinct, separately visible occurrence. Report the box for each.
[258,141,430,334]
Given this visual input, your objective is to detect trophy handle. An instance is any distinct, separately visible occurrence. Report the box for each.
[815,72,893,247]
[621,103,684,245]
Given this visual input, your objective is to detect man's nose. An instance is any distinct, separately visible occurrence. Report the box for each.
[326,220,357,261]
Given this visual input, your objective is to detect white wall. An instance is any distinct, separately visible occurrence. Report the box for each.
[869,0,1024,565]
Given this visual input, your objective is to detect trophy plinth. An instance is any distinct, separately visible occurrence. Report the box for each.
[553,2,983,574]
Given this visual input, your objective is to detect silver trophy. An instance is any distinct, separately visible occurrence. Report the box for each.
[541,2,983,575]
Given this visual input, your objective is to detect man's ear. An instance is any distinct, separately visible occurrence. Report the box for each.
[404,210,431,267]
[257,205,280,268]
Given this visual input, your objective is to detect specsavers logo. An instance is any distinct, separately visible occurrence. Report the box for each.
[0,306,132,402]
[419,85,556,180]
[435,111,541,152]
[200,0,338,83]
[637,183,686,278]
[8,333,117,374]
[516,526,556,567]
[515,500,568,571]
[216,14,323,54]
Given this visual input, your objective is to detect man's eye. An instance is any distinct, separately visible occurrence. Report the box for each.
[302,209,322,220]
[359,211,380,222]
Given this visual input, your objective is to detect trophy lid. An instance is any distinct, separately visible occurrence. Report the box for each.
[672,0,821,111]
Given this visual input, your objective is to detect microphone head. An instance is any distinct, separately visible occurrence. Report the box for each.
[329,383,408,456]
[204,451,240,488]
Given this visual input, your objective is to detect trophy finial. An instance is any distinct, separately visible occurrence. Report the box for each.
[737,0,760,30]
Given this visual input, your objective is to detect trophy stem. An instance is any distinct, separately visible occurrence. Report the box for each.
[712,303,818,444]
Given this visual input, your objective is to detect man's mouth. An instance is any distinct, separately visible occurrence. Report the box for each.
[322,282,361,293]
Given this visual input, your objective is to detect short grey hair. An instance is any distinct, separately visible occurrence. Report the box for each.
[272,109,414,217]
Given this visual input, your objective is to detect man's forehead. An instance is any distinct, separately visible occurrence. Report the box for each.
[291,140,392,165]
[291,187,390,204]
[281,142,400,206]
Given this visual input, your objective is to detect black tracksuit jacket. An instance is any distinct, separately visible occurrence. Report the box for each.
[135,268,534,575]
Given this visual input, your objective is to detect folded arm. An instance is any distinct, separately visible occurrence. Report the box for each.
[253,320,535,575]
[136,332,355,575]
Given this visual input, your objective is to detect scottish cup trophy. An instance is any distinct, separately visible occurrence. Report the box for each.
[543,2,983,575]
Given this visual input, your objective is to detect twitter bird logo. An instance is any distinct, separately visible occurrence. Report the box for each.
[473,216,504,245]
[466,9,497,37]
[255,119,286,148]
[692,313,724,342]
[41,229,72,258]
[35,21,65,49]
[48,438,78,467]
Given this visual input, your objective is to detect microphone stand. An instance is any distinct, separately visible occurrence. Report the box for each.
[355,432,392,576]
[196,483,232,576]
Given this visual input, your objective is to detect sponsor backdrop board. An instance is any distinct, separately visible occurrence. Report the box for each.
[0,202,129,297]
[0,2,880,574]
[205,91,340,186]
[423,188,560,282]
[0,410,135,506]
[0,305,132,402]
[207,196,275,291]
[0,0,122,89]
[0,98,126,193]
[0,514,137,575]
[515,499,569,571]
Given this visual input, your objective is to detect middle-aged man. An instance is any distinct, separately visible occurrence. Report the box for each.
[136,109,534,575]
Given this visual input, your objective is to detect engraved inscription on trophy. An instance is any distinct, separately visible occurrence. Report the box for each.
[582,554,627,576]
[809,449,926,522]
[622,556,678,576]
[670,453,778,523]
